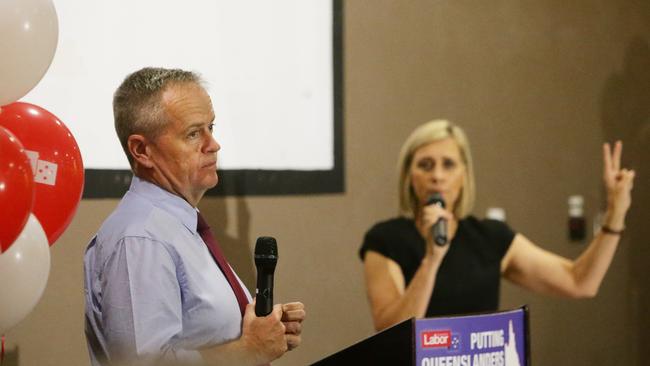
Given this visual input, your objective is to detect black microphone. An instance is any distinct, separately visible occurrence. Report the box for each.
[426,193,448,246]
[254,236,278,316]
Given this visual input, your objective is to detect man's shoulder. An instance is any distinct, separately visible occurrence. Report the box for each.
[98,192,153,237]
[96,191,189,245]
[84,191,196,276]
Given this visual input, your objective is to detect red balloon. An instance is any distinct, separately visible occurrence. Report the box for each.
[0,102,84,245]
[0,126,34,252]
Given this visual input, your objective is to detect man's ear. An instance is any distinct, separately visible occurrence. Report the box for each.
[128,134,155,168]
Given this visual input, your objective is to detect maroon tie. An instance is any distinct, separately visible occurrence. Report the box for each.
[197,213,249,317]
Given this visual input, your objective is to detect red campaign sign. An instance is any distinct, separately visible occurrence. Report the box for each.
[421,330,452,348]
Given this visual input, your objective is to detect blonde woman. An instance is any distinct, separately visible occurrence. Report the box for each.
[360,119,635,331]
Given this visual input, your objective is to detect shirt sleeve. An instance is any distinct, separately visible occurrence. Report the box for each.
[101,237,202,365]
[359,222,394,261]
[481,219,516,259]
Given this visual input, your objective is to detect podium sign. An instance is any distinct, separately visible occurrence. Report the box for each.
[416,307,529,366]
[311,306,529,366]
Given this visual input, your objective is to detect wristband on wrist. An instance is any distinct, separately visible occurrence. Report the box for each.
[601,225,624,235]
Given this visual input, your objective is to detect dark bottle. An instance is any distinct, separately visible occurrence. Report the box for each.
[568,195,586,242]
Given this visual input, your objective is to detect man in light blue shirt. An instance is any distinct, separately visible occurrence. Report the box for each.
[84,67,305,365]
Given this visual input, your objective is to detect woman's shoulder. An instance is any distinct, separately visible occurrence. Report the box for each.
[459,215,516,251]
[461,215,513,230]
[367,216,414,234]
[360,216,419,261]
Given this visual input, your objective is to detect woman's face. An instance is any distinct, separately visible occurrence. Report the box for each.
[409,138,466,213]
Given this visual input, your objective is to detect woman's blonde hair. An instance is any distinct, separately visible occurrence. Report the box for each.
[397,119,475,219]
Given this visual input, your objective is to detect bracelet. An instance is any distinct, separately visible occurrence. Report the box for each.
[601,225,624,235]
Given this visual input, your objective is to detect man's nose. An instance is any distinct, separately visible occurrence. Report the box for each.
[205,134,220,153]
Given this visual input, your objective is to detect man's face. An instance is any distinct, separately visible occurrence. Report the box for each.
[148,82,219,205]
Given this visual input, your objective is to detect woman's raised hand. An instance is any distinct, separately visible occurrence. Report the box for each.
[602,141,635,228]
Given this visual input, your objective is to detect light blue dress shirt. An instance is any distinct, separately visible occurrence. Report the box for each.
[84,176,252,365]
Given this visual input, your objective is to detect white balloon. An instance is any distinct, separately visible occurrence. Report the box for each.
[0,0,59,106]
[0,214,50,334]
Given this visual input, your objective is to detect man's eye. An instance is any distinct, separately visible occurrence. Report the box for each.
[208,123,214,133]
[188,131,199,139]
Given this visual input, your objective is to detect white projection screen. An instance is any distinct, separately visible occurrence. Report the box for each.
[22,0,343,197]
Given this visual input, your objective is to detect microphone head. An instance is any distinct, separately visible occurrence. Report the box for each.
[254,236,278,268]
[426,193,446,208]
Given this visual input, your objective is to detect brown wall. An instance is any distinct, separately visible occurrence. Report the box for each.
[5,1,649,365]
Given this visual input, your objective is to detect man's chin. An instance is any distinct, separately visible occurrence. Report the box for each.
[206,174,219,189]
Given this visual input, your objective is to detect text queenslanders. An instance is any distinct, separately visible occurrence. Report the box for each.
[421,329,505,366]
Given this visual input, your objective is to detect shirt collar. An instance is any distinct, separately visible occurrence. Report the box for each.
[128,176,198,233]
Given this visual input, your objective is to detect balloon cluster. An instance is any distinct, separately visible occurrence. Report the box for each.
[0,0,84,334]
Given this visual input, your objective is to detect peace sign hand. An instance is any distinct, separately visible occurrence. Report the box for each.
[603,141,635,220]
